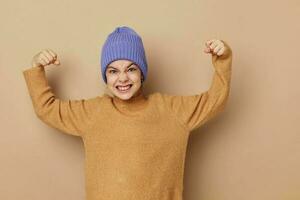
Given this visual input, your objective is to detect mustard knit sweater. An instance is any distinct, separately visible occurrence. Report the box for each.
[22,41,232,200]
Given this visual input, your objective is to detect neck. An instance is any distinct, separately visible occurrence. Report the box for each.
[112,87,147,112]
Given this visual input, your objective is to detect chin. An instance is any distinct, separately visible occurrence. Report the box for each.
[113,89,135,100]
[115,94,132,100]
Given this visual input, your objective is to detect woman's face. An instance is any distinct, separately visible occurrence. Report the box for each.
[105,59,144,100]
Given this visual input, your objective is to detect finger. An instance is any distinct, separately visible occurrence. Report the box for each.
[206,39,215,45]
[217,47,225,56]
[47,49,60,64]
[216,42,225,55]
[205,41,211,48]
[39,57,48,66]
[210,40,220,50]
[203,47,211,53]
[213,45,223,54]
[47,49,60,65]
[40,53,50,64]
[46,49,57,59]
[205,43,212,50]
[42,50,54,63]
[206,39,216,47]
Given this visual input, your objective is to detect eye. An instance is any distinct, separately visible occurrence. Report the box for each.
[128,68,136,72]
[109,70,117,74]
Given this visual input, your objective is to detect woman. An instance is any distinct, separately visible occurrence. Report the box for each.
[23,26,232,200]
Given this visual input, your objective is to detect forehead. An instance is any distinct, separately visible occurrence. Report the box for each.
[108,59,137,69]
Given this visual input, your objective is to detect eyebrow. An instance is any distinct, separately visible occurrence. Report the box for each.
[107,62,135,70]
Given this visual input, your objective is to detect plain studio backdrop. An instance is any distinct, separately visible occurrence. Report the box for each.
[1,0,299,199]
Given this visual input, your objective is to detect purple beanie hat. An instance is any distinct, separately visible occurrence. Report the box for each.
[100,26,148,84]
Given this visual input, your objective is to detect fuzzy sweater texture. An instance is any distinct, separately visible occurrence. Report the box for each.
[23,41,232,200]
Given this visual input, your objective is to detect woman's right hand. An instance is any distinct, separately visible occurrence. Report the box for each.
[31,49,60,68]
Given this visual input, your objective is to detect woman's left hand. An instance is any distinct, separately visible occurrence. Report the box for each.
[204,39,226,56]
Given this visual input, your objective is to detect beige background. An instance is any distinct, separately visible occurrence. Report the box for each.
[1,0,299,199]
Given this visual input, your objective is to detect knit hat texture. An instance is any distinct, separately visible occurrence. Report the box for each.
[100,26,148,84]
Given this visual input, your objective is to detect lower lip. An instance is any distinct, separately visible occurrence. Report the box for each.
[117,85,132,93]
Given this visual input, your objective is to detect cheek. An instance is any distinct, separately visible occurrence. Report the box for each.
[106,75,117,83]
[107,83,114,90]
[106,78,116,88]
[129,73,141,82]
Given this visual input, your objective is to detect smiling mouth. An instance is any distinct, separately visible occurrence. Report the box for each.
[116,84,133,92]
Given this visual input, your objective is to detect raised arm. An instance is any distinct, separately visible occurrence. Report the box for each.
[22,66,101,137]
[23,49,101,137]
[161,39,232,132]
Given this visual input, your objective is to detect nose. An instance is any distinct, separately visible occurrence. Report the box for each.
[118,71,129,82]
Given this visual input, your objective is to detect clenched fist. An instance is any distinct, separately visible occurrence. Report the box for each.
[31,49,61,68]
[204,39,226,56]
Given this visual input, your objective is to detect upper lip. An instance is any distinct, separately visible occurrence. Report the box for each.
[116,84,132,87]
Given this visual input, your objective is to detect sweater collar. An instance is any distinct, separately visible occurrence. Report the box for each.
[111,88,148,112]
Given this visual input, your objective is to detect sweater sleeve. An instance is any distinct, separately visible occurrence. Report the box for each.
[22,66,101,137]
[161,40,232,132]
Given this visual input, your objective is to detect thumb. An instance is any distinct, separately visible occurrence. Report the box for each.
[203,47,211,53]
[54,59,60,65]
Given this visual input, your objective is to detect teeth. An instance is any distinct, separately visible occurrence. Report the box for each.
[117,85,131,91]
